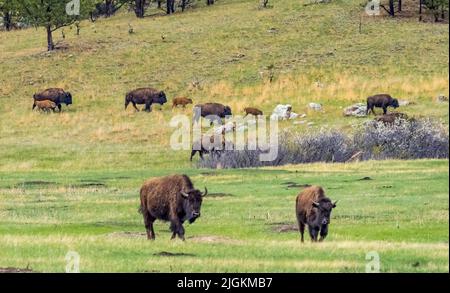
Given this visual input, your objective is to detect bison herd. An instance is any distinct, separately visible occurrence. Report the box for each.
[139,173,337,242]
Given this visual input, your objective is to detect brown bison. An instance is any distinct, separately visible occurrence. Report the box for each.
[34,100,57,113]
[366,94,399,115]
[125,88,167,112]
[375,112,409,125]
[244,107,263,117]
[172,97,193,108]
[33,88,72,112]
[296,186,337,242]
[193,103,232,124]
[190,132,233,161]
[139,174,207,240]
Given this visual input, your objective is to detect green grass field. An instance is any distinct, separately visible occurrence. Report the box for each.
[0,0,448,272]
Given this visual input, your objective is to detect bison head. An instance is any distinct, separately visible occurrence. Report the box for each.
[312,199,337,226]
[392,98,399,108]
[156,91,167,105]
[224,106,232,116]
[180,187,207,223]
[63,92,73,105]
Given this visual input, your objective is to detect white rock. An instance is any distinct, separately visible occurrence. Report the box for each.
[271,104,293,120]
[308,103,322,111]
[343,103,367,117]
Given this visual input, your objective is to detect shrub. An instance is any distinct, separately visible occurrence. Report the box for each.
[197,118,449,169]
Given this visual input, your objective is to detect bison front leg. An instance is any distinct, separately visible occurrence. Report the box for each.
[57,104,62,112]
[170,219,185,241]
[308,225,319,242]
[319,225,328,242]
[132,102,140,112]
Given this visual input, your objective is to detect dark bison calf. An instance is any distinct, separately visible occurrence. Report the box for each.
[244,107,263,117]
[33,88,72,112]
[125,88,167,112]
[193,103,232,125]
[172,97,193,108]
[366,94,399,115]
[139,174,207,240]
[296,186,337,242]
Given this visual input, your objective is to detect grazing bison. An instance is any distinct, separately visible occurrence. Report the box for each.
[172,97,193,108]
[375,112,409,125]
[125,88,167,112]
[366,94,399,115]
[296,186,337,242]
[33,88,72,112]
[34,100,57,113]
[139,174,207,240]
[193,103,232,125]
[190,132,233,161]
[244,107,263,117]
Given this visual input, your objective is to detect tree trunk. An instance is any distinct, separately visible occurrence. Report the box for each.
[46,25,54,51]
[181,0,186,11]
[135,0,146,18]
[398,0,402,12]
[419,0,422,21]
[166,0,175,14]
[3,11,12,31]
[157,1,161,9]
[389,0,395,17]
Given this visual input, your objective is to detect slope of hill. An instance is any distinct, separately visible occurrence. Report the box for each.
[0,0,448,272]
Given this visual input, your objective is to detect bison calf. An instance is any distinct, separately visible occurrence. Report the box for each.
[296,186,337,242]
[366,94,399,115]
[33,100,57,113]
[172,97,193,108]
[139,174,207,241]
[244,107,263,117]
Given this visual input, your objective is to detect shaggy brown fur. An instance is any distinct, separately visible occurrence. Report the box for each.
[296,186,337,242]
[244,107,263,117]
[34,100,57,112]
[375,112,409,125]
[193,103,232,124]
[33,88,72,112]
[190,133,230,161]
[125,88,167,112]
[139,174,207,240]
[172,97,193,108]
[366,94,399,115]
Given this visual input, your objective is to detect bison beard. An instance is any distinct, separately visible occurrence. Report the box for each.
[139,174,207,241]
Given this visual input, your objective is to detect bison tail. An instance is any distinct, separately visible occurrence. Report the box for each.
[138,205,144,214]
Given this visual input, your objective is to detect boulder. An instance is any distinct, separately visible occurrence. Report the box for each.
[343,103,367,117]
[308,102,322,111]
[271,104,296,120]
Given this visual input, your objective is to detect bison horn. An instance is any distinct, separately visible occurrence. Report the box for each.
[202,187,208,197]
[332,200,339,207]
[312,201,320,208]
[180,191,189,198]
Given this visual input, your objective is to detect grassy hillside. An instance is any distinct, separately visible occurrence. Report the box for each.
[0,0,448,272]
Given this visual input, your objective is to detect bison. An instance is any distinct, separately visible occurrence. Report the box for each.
[190,132,233,161]
[139,174,207,241]
[172,97,193,108]
[375,112,409,125]
[125,88,167,112]
[296,186,337,242]
[193,103,232,125]
[33,88,72,112]
[366,94,399,115]
[244,107,263,117]
[34,100,57,113]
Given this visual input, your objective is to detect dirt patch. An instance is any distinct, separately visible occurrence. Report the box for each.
[188,235,242,244]
[0,267,35,273]
[107,231,147,238]
[208,193,233,197]
[75,183,107,187]
[15,181,58,188]
[281,182,311,189]
[271,224,298,233]
[153,251,195,257]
